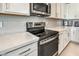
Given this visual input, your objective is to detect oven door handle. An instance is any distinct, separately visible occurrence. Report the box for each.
[40,34,59,45]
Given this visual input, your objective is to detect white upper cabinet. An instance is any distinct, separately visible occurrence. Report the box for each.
[67,4,76,19]
[65,3,79,19]
[47,3,69,19]
[56,3,67,19]
[61,3,79,19]
[56,3,61,18]
[48,3,79,19]
[58,3,70,19]
[0,3,6,12]
[1,3,79,19]
[61,4,68,19]
[57,3,79,19]
[47,3,62,19]
[0,3,30,16]
[73,4,79,19]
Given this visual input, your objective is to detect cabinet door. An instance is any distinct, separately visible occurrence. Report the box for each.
[60,3,70,19]
[61,3,78,19]
[68,3,79,19]
[48,3,62,19]
[63,30,69,49]
[58,32,64,54]
[59,3,76,19]
[58,30,70,54]
[63,4,69,19]
[5,3,30,15]
[56,3,61,18]
[66,29,71,43]
[67,4,76,19]
[71,28,79,42]
[53,3,68,19]
[74,4,79,19]
[0,3,6,12]
[59,3,65,19]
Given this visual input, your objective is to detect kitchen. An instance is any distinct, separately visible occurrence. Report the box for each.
[0,3,79,56]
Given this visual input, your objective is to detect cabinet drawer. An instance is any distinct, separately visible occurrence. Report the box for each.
[22,49,37,56]
[26,49,37,56]
[3,42,37,56]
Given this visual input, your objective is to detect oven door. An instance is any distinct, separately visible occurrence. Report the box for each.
[38,34,58,56]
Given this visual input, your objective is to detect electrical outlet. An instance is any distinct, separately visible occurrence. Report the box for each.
[0,22,2,28]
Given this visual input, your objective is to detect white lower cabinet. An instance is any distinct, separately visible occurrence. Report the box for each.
[58,31,64,54]
[2,42,38,56]
[27,49,37,56]
[71,28,79,42]
[58,30,70,55]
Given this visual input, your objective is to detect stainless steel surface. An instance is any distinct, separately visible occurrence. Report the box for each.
[30,3,51,16]
[26,22,58,56]
[40,34,59,45]
[26,22,45,28]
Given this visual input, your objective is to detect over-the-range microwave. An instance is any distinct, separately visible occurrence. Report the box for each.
[30,3,51,16]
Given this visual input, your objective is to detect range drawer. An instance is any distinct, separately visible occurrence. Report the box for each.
[3,42,38,56]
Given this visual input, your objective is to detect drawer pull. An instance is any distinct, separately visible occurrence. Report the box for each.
[19,48,31,55]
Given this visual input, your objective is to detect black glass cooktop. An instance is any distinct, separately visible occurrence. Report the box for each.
[36,30,58,37]
[30,29,58,40]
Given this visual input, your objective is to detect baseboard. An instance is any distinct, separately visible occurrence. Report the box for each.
[71,40,79,44]
[52,51,58,56]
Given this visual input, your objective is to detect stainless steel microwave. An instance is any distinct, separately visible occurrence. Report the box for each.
[30,3,51,16]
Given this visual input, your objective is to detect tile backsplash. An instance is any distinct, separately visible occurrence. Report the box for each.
[0,15,59,34]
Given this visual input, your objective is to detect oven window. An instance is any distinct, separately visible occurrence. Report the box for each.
[33,3,48,13]
[38,38,58,56]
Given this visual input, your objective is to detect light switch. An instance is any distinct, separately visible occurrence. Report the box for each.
[0,22,2,28]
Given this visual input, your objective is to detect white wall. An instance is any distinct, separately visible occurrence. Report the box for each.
[0,15,59,34]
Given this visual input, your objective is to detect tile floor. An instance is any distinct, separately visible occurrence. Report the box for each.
[60,41,79,56]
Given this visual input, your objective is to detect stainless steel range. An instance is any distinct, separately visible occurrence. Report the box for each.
[26,22,59,56]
